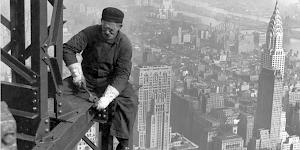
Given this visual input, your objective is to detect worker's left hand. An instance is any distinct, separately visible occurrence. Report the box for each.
[95,97,111,110]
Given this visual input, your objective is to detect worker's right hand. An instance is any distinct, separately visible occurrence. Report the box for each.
[68,62,86,88]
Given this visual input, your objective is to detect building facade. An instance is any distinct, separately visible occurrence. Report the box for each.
[213,134,246,150]
[281,135,300,150]
[201,92,224,113]
[237,112,254,147]
[133,65,172,150]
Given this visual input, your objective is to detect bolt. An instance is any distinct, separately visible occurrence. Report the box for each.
[58,102,62,107]
[32,99,37,103]
[45,119,49,124]
[2,133,15,145]
[33,107,37,111]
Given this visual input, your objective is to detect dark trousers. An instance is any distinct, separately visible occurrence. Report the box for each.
[100,123,131,150]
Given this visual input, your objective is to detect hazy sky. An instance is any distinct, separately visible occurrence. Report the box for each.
[279,0,299,5]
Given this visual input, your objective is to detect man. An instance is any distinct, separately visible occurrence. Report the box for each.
[63,7,138,150]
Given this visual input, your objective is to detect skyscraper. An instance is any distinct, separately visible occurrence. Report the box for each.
[237,112,254,147]
[251,1,285,150]
[133,65,172,150]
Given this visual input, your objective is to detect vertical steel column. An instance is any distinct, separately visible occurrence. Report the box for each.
[10,0,25,83]
[55,7,63,74]
[30,0,50,139]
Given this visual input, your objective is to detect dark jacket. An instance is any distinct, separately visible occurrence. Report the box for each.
[63,25,133,95]
[63,25,138,139]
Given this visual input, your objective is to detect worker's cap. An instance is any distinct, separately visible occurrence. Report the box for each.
[101,7,124,23]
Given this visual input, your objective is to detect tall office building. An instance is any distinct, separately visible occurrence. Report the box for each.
[251,1,285,150]
[237,112,254,147]
[133,65,172,150]
[261,1,285,77]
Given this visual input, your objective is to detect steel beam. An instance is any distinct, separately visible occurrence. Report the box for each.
[1,81,38,113]
[33,100,95,150]
[10,0,26,82]
[1,14,11,30]
[46,0,64,46]
[30,0,50,141]
[2,42,12,53]
[82,135,100,150]
[1,49,38,84]
[54,9,64,73]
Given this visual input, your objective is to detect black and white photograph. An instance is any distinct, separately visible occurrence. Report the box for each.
[1,0,300,150]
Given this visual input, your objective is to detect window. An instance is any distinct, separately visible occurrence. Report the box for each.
[154,73,158,83]
[144,74,149,84]
[163,72,168,83]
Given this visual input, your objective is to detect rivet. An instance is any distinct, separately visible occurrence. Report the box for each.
[43,57,47,60]
[32,99,37,103]
[45,128,49,132]
[33,92,37,95]
[33,107,37,111]
[58,102,62,107]
[44,44,48,47]
[33,75,37,78]
[12,28,16,31]
[58,110,62,114]
[45,119,49,124]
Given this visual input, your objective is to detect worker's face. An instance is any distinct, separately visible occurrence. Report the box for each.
[101,20,122,40]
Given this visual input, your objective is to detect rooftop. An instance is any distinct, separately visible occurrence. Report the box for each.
[170,133,199,150]
[215,132,243,141]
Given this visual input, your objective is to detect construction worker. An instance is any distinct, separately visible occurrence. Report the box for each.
[63,7,138,150]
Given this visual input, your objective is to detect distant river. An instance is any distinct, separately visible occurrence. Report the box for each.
[175,0,270,23]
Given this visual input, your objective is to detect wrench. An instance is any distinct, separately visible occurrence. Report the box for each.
[82,85,98,103]
[81,84,108,121]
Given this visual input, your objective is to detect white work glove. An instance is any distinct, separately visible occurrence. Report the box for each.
[96,85,119,110]
[67,62,85,88]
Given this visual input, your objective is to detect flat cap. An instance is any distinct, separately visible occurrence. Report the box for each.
[101,7,124,23]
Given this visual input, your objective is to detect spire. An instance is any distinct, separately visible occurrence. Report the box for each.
[273,0,279,15]
[267,0,283,37]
